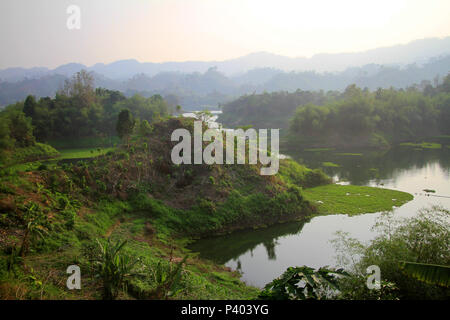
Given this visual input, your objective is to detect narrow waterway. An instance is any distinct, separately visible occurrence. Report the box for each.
[185,111,450,288]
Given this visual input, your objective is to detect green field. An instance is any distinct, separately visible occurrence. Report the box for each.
[334,152,363,156]
[57,147,115,160]
[303,184,413,215]
[399,142,442,149]
[321,161,340,167]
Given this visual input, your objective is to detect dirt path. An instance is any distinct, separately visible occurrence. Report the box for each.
[105,220,121,237]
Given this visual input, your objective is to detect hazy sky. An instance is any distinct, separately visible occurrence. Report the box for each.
[1,0,450,69]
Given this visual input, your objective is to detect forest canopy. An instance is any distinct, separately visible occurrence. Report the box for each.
[1,71,170,144]
[0,71,171,164]
[221,74,450,149]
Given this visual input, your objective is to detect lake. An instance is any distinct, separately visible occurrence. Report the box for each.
[188,125,450,287]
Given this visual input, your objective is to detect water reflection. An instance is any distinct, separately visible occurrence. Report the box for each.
[287,147,450,187]
[189,220,306,265]
[190,145,450,288]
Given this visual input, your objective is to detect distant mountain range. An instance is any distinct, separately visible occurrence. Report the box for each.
[1,37,450,109]
[2,37,450,81]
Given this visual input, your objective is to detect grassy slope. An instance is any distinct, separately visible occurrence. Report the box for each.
[0,118,318,299]
[57,147,115,160]
[0,143,59,168]
[303,184,413,215]
[0,118,414,299]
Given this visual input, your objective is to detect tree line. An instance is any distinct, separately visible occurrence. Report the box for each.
[0,70,171,153]
[288,74,450,148]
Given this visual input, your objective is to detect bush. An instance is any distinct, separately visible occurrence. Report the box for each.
[93,238,140,300]
[332,206,450,299]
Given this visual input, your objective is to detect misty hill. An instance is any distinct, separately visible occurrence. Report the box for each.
[1,52,450,109]
[2,37,450,82]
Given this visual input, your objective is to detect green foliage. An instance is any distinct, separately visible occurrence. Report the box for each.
[399,142,441,149]
[116,109,135,143]
[332,206,450,299]
[150,256,188,299]
[19,202,50,257]
[194,110,213,122]
[259,266,348,300]
[287,82,450,148]
[221,90,329,131]
[0,72,170,145]
[93,238,140,300]
[336,274,400,300]
[277,159,331,188]
[303,184,413,215]
[57,147,114,160]
[138,119,152,136]
[322,161,340,167]
[399,261,450,288]
[0,107,35,154]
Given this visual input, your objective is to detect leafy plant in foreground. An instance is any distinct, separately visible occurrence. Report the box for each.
[19,202,49,257]
[399,261,450,288]
[93,238,140,300]
[150,255,188,299]
[258,266,348,300]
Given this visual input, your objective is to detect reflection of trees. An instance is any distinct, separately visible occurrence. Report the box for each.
[287,147,450,186]
[262,239,279,260]
[189,220,306,264]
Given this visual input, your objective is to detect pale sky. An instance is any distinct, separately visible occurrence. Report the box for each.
[1,0,450,69]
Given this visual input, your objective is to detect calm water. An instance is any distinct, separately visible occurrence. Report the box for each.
[189,146,450,288]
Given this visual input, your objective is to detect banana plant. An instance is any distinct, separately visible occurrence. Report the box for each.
[399,261,450,287]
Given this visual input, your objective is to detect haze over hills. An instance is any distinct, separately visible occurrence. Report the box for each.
[0,37,450,109]
[2,37,450,81]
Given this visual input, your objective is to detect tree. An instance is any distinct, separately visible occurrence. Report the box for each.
[23,95,37,119]
[0,118,13,150]
[138,119,152,136]
[195,110,213,123]
[116,109,135,146]
[332,206,450,299]
[8,111,35,147]
[60,70,95,101]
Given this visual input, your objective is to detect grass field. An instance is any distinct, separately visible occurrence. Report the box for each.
[399,142,442,149]
[322,161,340,167]
[57,147,115,160]
[303,184,413,216]
[334,152,363,156]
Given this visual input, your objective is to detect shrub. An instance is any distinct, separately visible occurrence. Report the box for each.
[332,206,450,299]
[93,238,140,300]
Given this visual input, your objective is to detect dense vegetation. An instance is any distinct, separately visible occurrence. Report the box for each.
[3,71,170,145]
[219,90,333,130]
[288,76,450,148]
[259,206,449,300]
[1,53,450,109]
[0,70,172,165]
[0,68,440,301]
[331,206,450,300]
[220,74,450,149]
[0,108,330,299]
